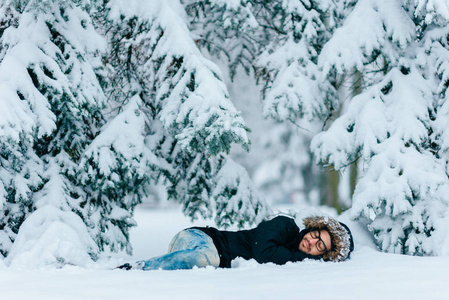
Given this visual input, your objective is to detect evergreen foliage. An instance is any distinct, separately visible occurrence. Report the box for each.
[87,0,267,230]
[3,0,449,267]
[183,0,341,122]
[182,0,260,79]
[0,0,269,266]
[256,0,339,123]
[313,0,449,255]
[0,0,107,265]
[181,1,338,206]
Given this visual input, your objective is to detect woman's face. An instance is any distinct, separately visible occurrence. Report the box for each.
[298,229,332,256]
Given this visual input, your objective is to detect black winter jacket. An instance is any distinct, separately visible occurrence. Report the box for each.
[193,216,319,268]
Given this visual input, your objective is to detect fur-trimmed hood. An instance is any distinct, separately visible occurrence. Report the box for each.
[303,216,354,262]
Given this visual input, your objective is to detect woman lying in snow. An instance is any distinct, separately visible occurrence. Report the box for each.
[118,215,354,270]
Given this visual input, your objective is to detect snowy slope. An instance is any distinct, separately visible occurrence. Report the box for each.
[0,206,448,300]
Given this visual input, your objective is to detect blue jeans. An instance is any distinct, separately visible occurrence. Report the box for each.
[139,229,220,270]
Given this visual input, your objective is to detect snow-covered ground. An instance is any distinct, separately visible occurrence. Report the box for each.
[1,205,448,300]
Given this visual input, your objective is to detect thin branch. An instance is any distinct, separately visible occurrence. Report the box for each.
[289,119,313,133]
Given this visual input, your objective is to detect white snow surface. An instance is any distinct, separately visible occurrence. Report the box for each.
[0,205,448,300]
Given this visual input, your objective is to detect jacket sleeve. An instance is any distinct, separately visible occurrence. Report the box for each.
[252,216,319,265]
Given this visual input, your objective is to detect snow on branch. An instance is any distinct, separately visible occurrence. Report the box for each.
[107,0,250,156]
[319,0,414,75]
[256,0,338,124]
[313,61,449,255]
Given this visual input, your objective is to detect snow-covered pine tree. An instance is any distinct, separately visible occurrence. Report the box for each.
[181,1,344,206]
[252,0,342,206]
[86,0,268,229]
[182,0,260,79]
[256,0,339,123]
[0,2,41,258]
[79,94,151,254]
[0,0,108,266]
[312,0,449,255]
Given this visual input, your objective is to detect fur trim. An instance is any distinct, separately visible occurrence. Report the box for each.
[303,216,354,262]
